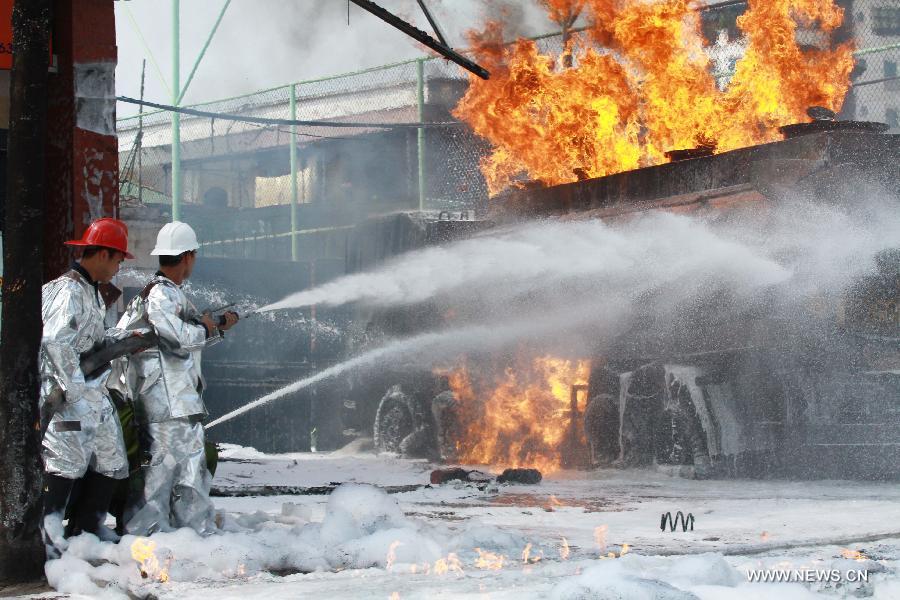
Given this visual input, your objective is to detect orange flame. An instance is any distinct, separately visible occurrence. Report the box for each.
[442,354,591,473]
[521,542,543,565]
[594,525,608,556]
[386,540,402,571]
[522,543,533,564]
[560,537,571,560]
[474,547,507,570]
[546,494,565,511]
[433,552,464,575]
[453,0,854,195]
[130,537,170,583]
[841,548,867,561]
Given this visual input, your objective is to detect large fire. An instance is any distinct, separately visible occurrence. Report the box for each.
[453,0,855,195]
[442,355,591,473]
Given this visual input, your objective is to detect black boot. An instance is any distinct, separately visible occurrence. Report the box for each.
[63,477,85,538]
[41,474,75,559]
[70,471,120,542]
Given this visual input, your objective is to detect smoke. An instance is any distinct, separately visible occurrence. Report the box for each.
[115,0,554,117]
[116,1,423,115]
[211,193,900,427]
[468,0,553,41]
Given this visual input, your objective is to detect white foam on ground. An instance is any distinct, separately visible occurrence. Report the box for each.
[44,483,529,598]
[38,449,900,599]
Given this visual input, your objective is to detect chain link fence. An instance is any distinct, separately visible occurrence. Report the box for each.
[117,58,474,205]
[846,2,900,130]
[117,3,899,258]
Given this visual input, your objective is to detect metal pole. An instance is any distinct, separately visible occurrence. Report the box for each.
[177,0,232,105]
[138,59,145,204]
[0,233,3,335]
[854,42,900,57]
[171,0,182,222]
[290,84,299,261]
[122,4,171,97]
[416,58,425,212]
[0,0,52,576]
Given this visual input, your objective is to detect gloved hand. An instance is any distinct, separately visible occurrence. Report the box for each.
[218,311,239,331]
[199,313,218,338]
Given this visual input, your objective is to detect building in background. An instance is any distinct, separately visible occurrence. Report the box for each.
[116,58,487,263]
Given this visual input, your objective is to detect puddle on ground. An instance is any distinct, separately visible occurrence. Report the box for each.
[487,493,636,513]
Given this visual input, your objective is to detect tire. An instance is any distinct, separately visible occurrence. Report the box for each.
[373,386,415,454]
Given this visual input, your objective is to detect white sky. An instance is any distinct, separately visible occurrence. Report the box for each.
[114,0,558,118]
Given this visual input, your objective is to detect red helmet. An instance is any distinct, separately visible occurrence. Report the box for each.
[65,217,134,259]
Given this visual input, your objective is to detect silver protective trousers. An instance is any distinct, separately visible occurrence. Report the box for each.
[42,396,128,480]
[125,418,215,535]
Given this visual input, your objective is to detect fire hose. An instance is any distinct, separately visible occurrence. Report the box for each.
[41,304,256,435]
[79,302,255,377]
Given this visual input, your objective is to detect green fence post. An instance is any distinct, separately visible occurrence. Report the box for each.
[171,0,182,222]
[416,58,426,212]
[177,0,232,105]
[290,83,299,261]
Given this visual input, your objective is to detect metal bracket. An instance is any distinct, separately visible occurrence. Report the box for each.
[348,0,489,80]
[417,0,448,47]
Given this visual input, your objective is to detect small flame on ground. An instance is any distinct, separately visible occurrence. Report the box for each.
[403,545,548,575]
[841,548,867,561]
[520,542,543,565]
[594,525,608,555]
[390,593,400,600]
[130,537,170,583]
[474,547,507,570]
[545,495,565,512]
[760,531,771,541]
[433,553,464,576]
[560,537,571,560]
[386,540,402,572]
[602,545,631,559]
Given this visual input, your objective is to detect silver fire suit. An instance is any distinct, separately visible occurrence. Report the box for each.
[40,270,129,480]
[111,274,222,535]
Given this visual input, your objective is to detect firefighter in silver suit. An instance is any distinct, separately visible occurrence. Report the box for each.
[39,218,134,558]
[114,221,237,536]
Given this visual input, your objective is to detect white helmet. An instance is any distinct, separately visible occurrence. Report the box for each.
[151,221,200,256]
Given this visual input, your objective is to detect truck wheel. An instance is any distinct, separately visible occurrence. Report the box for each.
[373,386,414,454]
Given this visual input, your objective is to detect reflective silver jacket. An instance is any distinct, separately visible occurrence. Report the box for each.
[113,274,221,423]
[40,270,123,407]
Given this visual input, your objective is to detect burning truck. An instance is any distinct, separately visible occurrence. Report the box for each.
[340,0,899,481]
[347,0,900,477]
[192,0,898,481]
[350,118,899,481]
